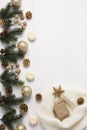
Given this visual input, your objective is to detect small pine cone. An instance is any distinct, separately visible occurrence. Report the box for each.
[2,19,7,26]
[77,97,84,105]
[0,124,5,130]
[23,58,30,67]
[0,20,4,26]
[5,87,13,94]
[0,32,4,37]
[2,63,8,68]
[0,49,7,54]
[19,104,28,113]
[0,49,5,54]
[35,93,42,102]
[0,19,7,26]
[0,30,7,38]
[26,11,32,19]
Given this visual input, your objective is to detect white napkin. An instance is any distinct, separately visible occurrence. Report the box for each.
[38,85,87,130]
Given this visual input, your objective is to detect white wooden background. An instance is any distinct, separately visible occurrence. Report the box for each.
[0,0,87,130]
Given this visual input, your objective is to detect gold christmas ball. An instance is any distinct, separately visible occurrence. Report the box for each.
[11,0,21,7]
[17,41,28,53]
[15,124,26,130]
[21,86,32,97]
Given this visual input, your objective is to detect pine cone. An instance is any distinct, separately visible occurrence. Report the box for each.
[0,124,5,130]
[2,19,7,26]
[0,30,7,38]
[0,49,6,54]
[0,19,7,26]
[19,104,28,113]
[0,20,4,26]
[23,58,30,67]
[77,97,84,105]
[26,11,32,19]
[35,93,42,102]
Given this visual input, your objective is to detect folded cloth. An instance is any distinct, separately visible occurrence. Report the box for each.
[38,84,87,130]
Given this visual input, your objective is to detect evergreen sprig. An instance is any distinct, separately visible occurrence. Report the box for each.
[0,28,24,43]
[0,94,24,108]
[0,3,22,19]
[0,69,24,88]
[1,109,23,130]
[0,44,25,66]
[0,3,24,43]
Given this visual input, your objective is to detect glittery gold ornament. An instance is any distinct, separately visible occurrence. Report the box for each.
[21,86,32,97]
[15,124,26,130]
[11,0,21,7]
[17,41,28,53]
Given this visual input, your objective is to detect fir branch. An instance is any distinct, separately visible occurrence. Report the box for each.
[0,3,11,19]
[0,94,24,107]
[5,123,14,130]
[0,28,24,43]
[0,44,25,65]
[0,3,22,19]
[9,28,24,35]
[6,10,22,19]
[1,109,16,123]
[4,19,12,30]
[1,109,22,130]
[0,69,24,88]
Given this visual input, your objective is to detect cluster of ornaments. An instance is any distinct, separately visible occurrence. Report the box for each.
[52,85,85,121]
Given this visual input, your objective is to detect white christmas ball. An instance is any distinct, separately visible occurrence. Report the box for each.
[28,32,36,42]
[11,0,21,7]
[21,86,32,97]
[17,41,28,53]
[29,116,38,126]
[26,72,35,82]
[15,124,26,130]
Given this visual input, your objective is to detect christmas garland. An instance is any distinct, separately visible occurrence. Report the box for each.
[0,1,31,130]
